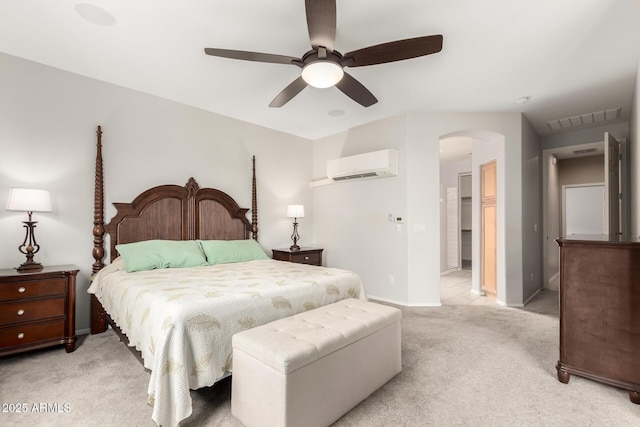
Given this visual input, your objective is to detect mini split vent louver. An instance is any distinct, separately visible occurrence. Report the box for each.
[547,107,621,131]
[327,149,399,182]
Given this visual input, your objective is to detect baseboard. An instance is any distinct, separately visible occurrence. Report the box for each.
[367,295,442,308]
[547,272,560,291]
[523,288,542,306]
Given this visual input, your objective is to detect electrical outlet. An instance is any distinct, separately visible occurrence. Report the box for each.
[389,275,395,284]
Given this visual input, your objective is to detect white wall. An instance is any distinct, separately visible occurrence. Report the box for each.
[543,151,561,288]
[312,116,409,304]
[521,116,542,302]
[541,122,628,151]
[406,113,526,306]
[313,112,529,307]
[0,53,313,333]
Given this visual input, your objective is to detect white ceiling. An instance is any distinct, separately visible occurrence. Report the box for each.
[2,0,640,140]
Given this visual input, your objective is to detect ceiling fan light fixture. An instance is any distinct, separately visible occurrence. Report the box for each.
[301,61,344,88]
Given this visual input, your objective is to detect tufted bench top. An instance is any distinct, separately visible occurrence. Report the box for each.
[232,298,402,375]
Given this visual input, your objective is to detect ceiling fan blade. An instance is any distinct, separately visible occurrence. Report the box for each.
[305,0,336,52]
[269,77,308,108]
[335,72,378,107]
[343,35,443,67]
[204,48,302,66]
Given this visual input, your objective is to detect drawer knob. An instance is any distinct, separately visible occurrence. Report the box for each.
[18,287,26,293]
[304,256,309,260]
[17,332,25,339]
[17,309,25,316]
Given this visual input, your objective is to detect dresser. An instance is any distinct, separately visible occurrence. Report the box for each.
[556,236,640,404]
[272,247,323,266]
[0,265,79,356]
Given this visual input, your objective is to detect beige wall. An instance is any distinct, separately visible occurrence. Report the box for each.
[557,155,605,186]
[0,53,314,333]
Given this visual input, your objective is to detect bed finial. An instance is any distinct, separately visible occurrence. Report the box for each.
[252,155,258,241]
[92,125,105,273]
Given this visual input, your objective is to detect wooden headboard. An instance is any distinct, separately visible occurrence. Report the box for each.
[91,125,258,273]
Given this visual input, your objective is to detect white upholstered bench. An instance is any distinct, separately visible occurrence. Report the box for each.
[231,298,402,427]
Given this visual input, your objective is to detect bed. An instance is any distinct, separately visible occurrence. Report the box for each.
[87,126,366,426]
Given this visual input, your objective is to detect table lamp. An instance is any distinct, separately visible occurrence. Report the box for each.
[6,188,52,271]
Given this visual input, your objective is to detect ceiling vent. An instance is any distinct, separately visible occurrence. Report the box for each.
[572,148,598,155]
[546,107,621,131]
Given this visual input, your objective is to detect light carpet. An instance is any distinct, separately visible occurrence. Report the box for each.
[1,290,638,426]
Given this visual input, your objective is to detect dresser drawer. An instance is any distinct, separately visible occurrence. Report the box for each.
[0,277,66,301]
[0,298,65,326]
[0,319,65,348]
[290,252,321,265]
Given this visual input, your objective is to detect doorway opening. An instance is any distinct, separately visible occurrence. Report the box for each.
[439,131,505,305]
[541,133,628,291]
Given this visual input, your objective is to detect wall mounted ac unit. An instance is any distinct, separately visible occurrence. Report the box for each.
[327,149,399,181]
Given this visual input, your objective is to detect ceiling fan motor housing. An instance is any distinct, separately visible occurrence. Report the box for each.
[301,49,345,88]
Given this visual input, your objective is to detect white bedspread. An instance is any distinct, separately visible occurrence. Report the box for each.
[88,259,365,427]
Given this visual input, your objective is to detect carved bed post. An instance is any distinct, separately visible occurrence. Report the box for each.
[92,125,106,273]
[91,125,107,334]
[252,155,258,241]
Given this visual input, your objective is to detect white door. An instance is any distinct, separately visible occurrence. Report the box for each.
[604,132,620,235]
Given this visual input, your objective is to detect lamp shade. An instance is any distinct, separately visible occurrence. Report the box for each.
[6,188,52,213]
[286,204,304,218]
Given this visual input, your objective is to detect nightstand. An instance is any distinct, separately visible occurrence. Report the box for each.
[272,248,324,266]
[0,265,79,356]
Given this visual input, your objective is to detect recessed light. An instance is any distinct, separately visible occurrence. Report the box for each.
[75,3,115,26]
[328,109,345,117]
[515,96,530,105]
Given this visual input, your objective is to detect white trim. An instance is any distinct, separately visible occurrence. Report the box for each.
[548,271,560,291]
[367,295,442,307]
[522,288,542,306]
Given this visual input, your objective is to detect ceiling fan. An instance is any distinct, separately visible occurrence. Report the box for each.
[204,0,443,108]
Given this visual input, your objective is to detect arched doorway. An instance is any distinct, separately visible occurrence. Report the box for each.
[438,130,506,304]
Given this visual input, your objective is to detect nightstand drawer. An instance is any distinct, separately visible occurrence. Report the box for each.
[0,278,66,301]
[272,248,323,266]
[0,319,65,348]
[0,266,78,356]
[290,252,321,265]
[0,298,65,325]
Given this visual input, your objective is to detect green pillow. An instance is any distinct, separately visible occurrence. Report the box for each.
[198,239,269,265]
[116,240,208,273]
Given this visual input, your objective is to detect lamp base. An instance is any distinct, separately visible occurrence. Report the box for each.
[17,260,43,272]
[289,244,301,252]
